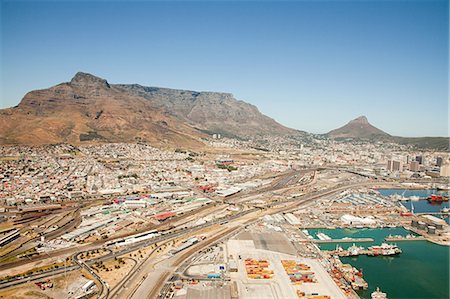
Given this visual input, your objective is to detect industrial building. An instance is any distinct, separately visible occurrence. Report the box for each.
[340,214,376,226]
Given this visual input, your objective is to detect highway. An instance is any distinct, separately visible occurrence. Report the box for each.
[72,251,110,299]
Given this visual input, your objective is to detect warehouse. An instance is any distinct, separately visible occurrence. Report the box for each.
[154,211,176,221]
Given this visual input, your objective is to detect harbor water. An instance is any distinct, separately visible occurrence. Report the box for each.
[378,189,450,224]
[307,227,449,299]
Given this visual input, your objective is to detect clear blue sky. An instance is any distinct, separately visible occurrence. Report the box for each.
[1,0,448,137]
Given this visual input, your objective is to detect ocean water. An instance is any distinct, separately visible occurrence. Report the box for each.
[307,227,450,299]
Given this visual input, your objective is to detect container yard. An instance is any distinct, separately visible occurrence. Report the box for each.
[281,260,317,284]
[226,236,348,299]
[244,258,274,279]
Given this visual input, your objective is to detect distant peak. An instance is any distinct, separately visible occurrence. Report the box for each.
[70,72,110,88]
[349,115,369,125]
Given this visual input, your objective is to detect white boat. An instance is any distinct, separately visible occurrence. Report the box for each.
[409,196,420,202]
[347,243,364,256]
[335,244,344,252]
[390,194,403,201]
[371,287,387,299]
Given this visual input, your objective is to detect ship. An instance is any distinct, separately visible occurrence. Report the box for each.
[368,243,402,256]
[371,287,388,299]
[400,211,413,216]
[347,243,364,256]
[437,185,450,191]
[427,194,449,203]
[403,201,415,216]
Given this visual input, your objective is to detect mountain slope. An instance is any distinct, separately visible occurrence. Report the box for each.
[0,72,295,146]
[0,73,206,147]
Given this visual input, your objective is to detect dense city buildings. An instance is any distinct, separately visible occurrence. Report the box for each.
[0,136,449,299]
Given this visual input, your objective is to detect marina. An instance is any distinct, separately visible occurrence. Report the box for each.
[380,189,450,226]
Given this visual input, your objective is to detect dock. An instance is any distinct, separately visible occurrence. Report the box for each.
[313,238,374,244]
[384,236,426,242]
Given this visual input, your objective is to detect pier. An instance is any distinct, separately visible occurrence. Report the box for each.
[384,236,426,242]
[313,237,374,244]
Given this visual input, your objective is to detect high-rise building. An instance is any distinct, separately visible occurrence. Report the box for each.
[416,156,424,165]
[387,160,403,172]
[409,161,420,172]
[440,164,450,177]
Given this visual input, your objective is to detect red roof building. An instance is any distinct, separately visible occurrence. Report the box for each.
[154,212,176,221]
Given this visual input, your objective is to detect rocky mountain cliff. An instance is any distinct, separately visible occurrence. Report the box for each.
[0,72,295,146]
[114,84,295,138]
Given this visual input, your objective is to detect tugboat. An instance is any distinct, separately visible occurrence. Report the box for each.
[371,287,388,299]
[427,194,449,203]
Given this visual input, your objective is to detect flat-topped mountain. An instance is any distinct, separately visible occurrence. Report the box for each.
[114,83,295,138]
[0,72,295,146]
[327,116,390,139]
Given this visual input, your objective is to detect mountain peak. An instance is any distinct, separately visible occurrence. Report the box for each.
[70,72,110,88]
[328,115,389,139]
[349,115,369,125]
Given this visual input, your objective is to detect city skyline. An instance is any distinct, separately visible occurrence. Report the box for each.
[1,0,448,137]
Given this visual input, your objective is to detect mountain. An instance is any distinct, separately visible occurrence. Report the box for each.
[0,72,295,146]
[328,116,449,151]
[327,116,390,139]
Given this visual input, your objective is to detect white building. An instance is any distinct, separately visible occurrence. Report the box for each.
[340,214,376,226]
